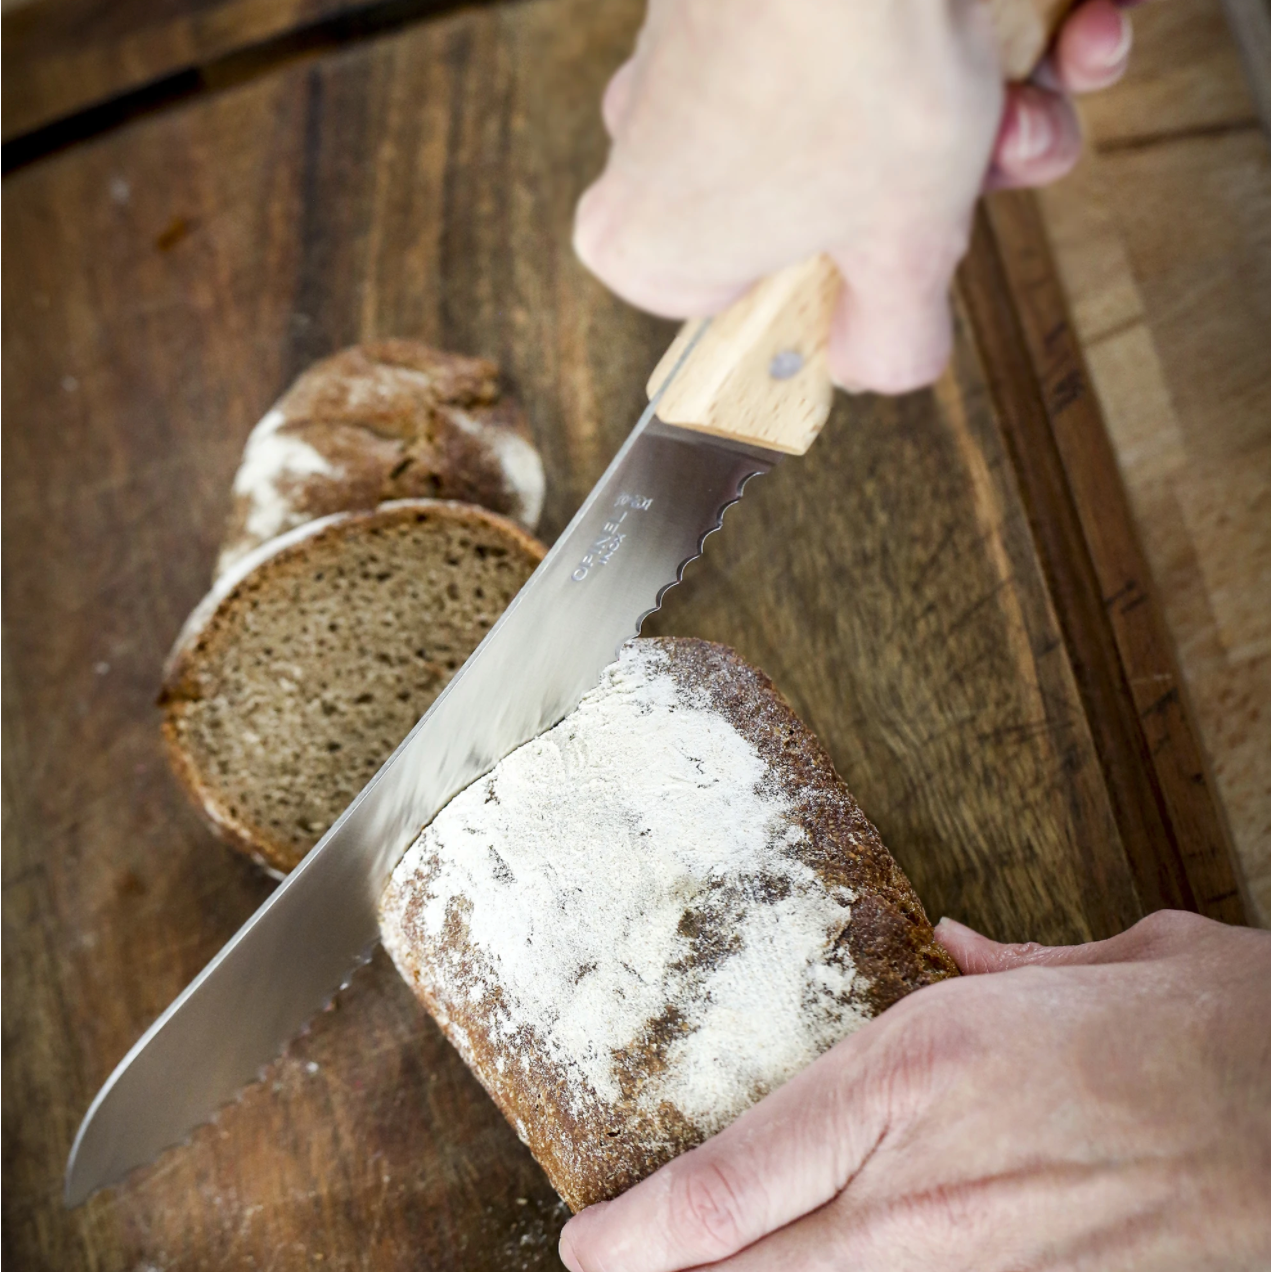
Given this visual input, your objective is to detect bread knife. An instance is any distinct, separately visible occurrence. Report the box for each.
[65,0,1072,1203]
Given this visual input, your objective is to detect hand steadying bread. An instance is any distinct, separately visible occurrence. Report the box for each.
[559,2,1270,1268]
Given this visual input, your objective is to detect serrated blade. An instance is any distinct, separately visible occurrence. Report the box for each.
[65,376,782,1205]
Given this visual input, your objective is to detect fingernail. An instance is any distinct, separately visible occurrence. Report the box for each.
[1104,11,1133,66]
[1004,103,1053,165]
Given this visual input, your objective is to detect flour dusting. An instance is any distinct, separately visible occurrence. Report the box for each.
[449,408,545,530]
[381,642,870,1136]
[231,409,341,549]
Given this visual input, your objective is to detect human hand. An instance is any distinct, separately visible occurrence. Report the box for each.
[574,0,1134,393]
[560,910,1270,1272]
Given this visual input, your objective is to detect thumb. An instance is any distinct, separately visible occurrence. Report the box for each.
[826,241,957,395]
[559,1029,892,1272]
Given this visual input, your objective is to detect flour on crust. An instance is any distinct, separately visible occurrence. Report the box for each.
[217,341,545,578]
[380,637,958,1210]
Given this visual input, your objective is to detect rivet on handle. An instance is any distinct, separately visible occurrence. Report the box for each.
[768,350,804,380]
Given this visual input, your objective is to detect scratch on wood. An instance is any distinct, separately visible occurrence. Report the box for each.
[1141,686,1180,718]
[934,367,1045,714]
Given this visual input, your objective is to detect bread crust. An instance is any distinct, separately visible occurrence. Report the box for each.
[216,341,545,579]
[161,499,545,876]
[661,640,958,1015]
[381,637,957,1210]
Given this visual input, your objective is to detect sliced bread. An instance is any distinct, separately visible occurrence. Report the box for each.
[217,341,545,579]
[380,637,957,1211]
[161,500,545,875]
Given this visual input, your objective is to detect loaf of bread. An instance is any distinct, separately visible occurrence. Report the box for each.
[161,501,544,875]
[380,637,957,1211]
[217,341,545,579]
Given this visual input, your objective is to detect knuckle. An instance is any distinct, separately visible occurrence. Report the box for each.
[1134,908,1210,947]
[571,194,614,273]
[827,1182,985,1262]
[859,996,956,1112]
[896,1179,986,1244]
[668,1157,752,1258]
[847,215,967,297]
[572,179,638,288]
[894,58,1000,163]
[600,61,635,135]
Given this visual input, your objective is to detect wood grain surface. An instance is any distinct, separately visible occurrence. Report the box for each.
[1034,0,1270,921]
[955,195,1232,922]
[977,190,1245,925]
[0,0,460,143]
[0,0,1244,1267]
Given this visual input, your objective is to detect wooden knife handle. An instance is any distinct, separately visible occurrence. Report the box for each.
[646,0,1073,456]
[646,256,842,457]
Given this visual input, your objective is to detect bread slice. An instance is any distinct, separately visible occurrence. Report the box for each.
[217,341,545,579]
[380,637,957,1212]
[161,500,545,875]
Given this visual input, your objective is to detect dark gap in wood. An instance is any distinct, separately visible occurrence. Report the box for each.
[959,200,1199,920]
[1093,116,1261,156]
[2,0,507,175]
[3,68,203,173]
[1081,312,1146,350]
[436,22,474,353]
[286,67,337,379]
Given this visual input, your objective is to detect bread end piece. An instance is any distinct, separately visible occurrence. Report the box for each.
[217,341,546,580]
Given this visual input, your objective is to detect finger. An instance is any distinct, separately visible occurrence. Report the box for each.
[826,248,953,395]
[659,1172,1004,1272]
[933,917,1098,973]
[933,909,1220,975]
[601,59,636,138]
[572,176,751,317]
[985,84,1083,190]
[655,1150,1161,1272]
[558,1029,897,1272]
[1053,0,1133,93]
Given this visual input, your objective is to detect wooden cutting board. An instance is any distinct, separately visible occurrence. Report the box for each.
[2,0,1246,1267]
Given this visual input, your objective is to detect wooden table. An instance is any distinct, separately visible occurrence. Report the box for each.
[2,1,1249,1267]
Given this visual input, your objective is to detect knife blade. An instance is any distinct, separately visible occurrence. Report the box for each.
[64,254,847,1205]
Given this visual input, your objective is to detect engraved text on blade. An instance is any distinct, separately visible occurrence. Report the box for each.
[572,493,655,582]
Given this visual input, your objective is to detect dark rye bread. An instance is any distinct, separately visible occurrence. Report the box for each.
[217,341,545,579]
[161,501,544,875]
[380,637,957,1212]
